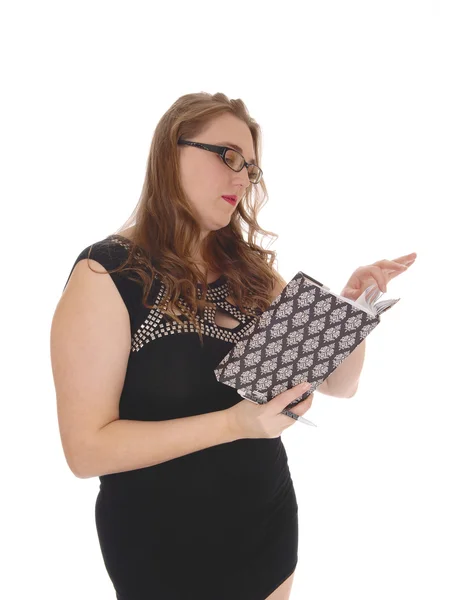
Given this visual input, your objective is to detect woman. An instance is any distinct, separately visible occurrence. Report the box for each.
[51,92,316,599]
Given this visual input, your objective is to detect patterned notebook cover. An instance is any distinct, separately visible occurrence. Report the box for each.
[214,271,400,410]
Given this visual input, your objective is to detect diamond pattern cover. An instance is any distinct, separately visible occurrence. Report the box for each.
[214,271,400,411]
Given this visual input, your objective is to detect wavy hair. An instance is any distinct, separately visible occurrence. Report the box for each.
[87,91,287,346]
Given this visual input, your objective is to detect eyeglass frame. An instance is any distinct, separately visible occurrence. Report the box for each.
[177,139,263,184]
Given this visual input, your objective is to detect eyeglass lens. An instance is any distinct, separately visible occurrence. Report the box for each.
[225,149,261,183]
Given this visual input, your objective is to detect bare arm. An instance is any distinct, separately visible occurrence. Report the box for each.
[51,256,240,480]
[77,410,237,479]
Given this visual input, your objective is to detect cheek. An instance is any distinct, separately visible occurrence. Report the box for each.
[181,155,228,201]
[194,170,225,200]
[180,166,202,199]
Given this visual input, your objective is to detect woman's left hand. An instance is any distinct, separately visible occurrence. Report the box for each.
[340,252,417,301]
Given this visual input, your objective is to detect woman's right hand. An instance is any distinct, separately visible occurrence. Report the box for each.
[226,381,314,440]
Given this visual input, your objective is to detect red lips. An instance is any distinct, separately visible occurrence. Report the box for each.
[222,195,237,202]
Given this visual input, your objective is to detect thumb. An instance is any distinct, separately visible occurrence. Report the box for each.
[340,288,358,300]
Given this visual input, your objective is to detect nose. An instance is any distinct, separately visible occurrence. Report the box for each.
[233,165,251,190]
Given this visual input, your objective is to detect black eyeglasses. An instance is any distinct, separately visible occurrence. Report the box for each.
[177,139,263,184]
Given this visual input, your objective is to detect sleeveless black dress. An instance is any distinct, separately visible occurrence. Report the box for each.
[63,234,299,600]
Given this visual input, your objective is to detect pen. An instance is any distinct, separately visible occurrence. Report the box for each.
[241,396,317,427]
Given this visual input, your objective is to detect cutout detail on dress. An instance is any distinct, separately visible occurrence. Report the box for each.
[214,307,241,330]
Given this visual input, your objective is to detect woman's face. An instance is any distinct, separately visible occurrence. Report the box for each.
[178,112,256,239]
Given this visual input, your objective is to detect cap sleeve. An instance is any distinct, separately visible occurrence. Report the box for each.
[63,236,144,330]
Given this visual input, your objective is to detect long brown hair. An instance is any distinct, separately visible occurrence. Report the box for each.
[87,91,287,346]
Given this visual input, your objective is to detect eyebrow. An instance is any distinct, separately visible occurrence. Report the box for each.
[216,141,257,165]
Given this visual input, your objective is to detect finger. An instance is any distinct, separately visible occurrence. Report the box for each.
[369,265,388,292]
[375,258,412,271]
[295,393,313,410]
[374,260,408,275]
[382,262,409,282]
[384,265,409,282]
[274,383,312,410]
[392,252,417,263]
[285,392,314,412]
[387,260,408,271]
[341,287,357,299]
[287,394,314,416]
[355,265,388,292]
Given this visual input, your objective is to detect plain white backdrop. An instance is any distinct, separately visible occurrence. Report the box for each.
[1,1,454,598]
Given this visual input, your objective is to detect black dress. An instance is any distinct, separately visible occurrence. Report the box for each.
[63,234,299,600]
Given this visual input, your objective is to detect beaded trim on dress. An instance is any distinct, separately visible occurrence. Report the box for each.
[108,235,260,352]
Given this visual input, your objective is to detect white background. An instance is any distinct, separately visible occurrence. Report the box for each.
[2,1,455,598]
